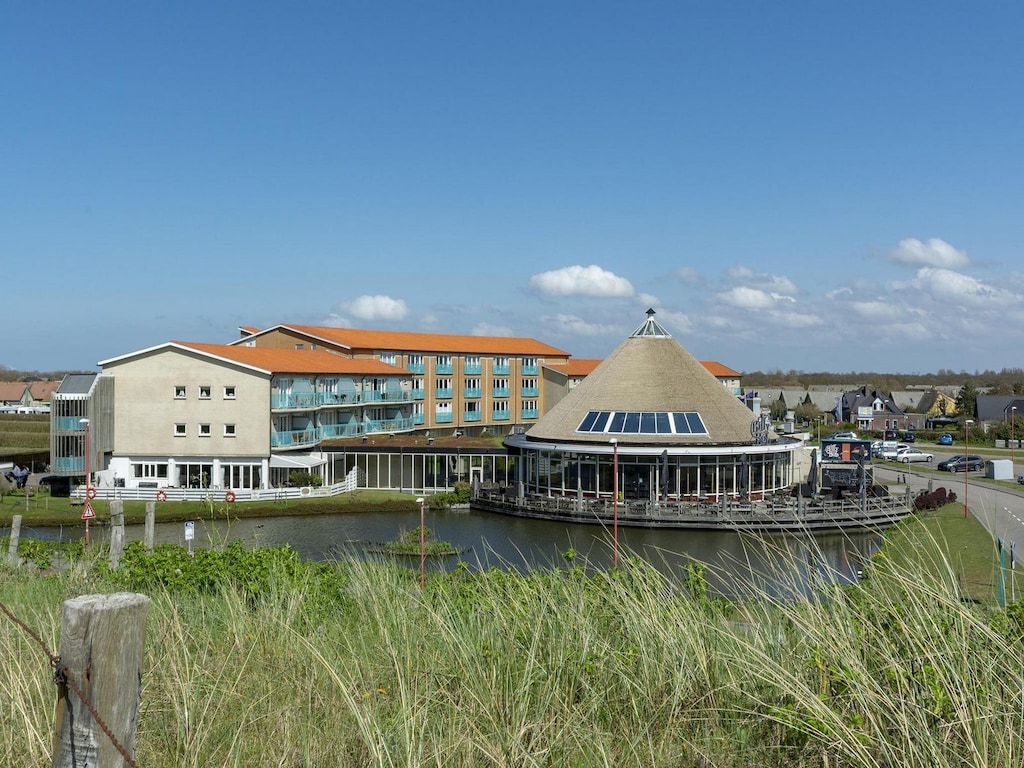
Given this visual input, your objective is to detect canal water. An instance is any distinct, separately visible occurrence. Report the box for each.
[4,507,883,599]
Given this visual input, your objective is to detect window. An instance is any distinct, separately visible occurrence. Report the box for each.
[174,423,186,437]
[465,377,480,389]
[380,352,397,366]
[465,355,480,366]
[199,423,211,437]
[523,399,538,411]
[294,343,304,350]
[436,402,453,415]
[494,356,509,367]
[132,462,168,479]
[199,386,211,399]
[437,355,452,366]
[466,401,481,414]
[174,386,186,399]
[408,353,423,366]
[224,424,236,437]
[522,378,538,389]
[493,400,509,412]
[224,386,236,399]
[494,378,509,390]
[436,378,452,392]
[523,357,537,368]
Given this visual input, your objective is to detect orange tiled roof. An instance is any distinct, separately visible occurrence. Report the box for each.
[27,381,60,400]
[546,359,602,377]
[174,342,411,375]
[265,324,570,357]
[700,360,741,378]
[0,382,27,401]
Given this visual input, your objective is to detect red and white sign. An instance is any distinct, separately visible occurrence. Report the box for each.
[81,501,96,520]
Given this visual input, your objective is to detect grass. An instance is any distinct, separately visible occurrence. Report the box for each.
[3,516,1024,767]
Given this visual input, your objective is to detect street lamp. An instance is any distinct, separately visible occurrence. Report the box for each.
[1012,406,1017,471]
[416,497,425,592]
[610,438,619,568]
[964,419,974,518]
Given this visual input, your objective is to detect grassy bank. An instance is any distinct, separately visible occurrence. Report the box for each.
[0,488,417,527]
[2,504,1021,766]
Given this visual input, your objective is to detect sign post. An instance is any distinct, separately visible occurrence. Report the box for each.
[81,500,95,549]
[184,520,195,556]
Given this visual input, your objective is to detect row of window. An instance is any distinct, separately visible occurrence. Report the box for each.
[381,354,539,368]
[174,423,237,437]
[175,386,236,400]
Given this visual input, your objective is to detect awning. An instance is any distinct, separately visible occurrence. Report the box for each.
[269,453,327,469]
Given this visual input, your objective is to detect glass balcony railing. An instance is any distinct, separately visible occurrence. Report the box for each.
[270,429,318,448]
[493,362,510,375]
[363,418,414,434]
[407,362,425,374]
[435,388,453,400]
[54,456,84,472]
[412,388,425,400]
[521,363,539,375]
[435,412,454,424]
[492,409,510,421]
[521,386,540,397]
[463,387,482,399]
[55,417,88,432]
[464,411,482,422]
[492,387,510,398]
[436,361,454,375]
[320,423,361,439]
[464,361,482,375]
[271,393,318,410]
[521,408,539,419]
[413,413,425,425]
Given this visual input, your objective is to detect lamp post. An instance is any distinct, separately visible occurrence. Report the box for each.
[1012,406,1017,471]
[964,419,974,518]
[610,438,619,568]
[416,497,425,592]
[80,418,91,548]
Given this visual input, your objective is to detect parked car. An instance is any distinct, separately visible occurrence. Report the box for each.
[937,455,985,473]
[902,431,916,443]
[1018,474,1024,485]
[829,431,858,440]
[38,475,71,497]
[937,433,954,446]
[894,447,934,464]
[878,442,910,460]
[884,429,898,441]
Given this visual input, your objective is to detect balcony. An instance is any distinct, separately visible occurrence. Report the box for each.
[464,361,482,375]
[407,361,425,374]
[464,411,482,422]
[54,456,85,473]
[492,387,510,398]
[271,429,318,448]
[320,422,361,439]
[435,388,453,400]
[521,362,539,375]
[436,361,454,375]
[493,362,510,375]
[521,386,540,397]
[271,392,317,410]
[435,412,454,424]
[412,388,425,400]
[362,390,412,404]
[364,417,414,434]
[492,409,510,421]
[319,389,360,406]
[55,416,88,432]
[413,413,425,425]
[463,387,482,399]
[521,408,539,420]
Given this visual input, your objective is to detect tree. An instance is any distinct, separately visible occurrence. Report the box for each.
[955,381,979,418]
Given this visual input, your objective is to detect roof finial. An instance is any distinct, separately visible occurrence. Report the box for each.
[631,309,671,338]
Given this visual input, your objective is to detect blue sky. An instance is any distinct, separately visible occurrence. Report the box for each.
[3,2,1023,375]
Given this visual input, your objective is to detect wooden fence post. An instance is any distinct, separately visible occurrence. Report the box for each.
[7,514,21,567]
[144,503,155,553]
[51,592,150,768]
[109,500,125,569]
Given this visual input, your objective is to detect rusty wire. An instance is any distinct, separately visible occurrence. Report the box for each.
[0,597,140,768]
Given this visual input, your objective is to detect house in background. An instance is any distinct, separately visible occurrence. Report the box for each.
[835,387,910,432]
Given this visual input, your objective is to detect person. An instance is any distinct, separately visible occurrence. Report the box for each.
[12,464,29,489]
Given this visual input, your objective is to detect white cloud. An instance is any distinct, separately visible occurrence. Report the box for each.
[673,267,702,284]
[541,313,620,337]
[911,267,1007,307]
[637,292,661,306]
[889,238,969,268]
[765,309,822,329]
[320,313,352,328]
[472,322,514,337]
[849,300,893,320]
[653,309,694,335]
[716,286,776,310]
[340,295,409,321]
[728,266,798,295]
[529,265,634,297]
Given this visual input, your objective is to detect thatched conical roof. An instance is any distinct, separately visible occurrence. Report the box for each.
[527,311,757,445]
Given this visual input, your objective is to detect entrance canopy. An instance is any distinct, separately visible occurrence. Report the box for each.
[269,453,326,469]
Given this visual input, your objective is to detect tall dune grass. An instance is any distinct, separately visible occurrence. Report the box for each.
[2,526,1023,766]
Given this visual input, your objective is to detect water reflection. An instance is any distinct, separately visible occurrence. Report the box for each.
[4,508,882,599]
